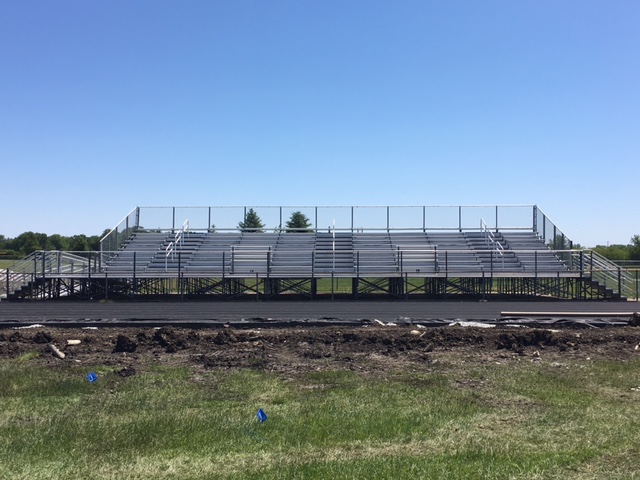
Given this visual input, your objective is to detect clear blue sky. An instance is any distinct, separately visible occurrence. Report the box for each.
[1,1,638,247]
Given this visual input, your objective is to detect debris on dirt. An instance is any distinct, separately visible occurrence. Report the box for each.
[48,343,65,359]
[113,335,137,353]
[629,312,640,327]
[67,340,82,346]
[115,366,136,377]
[496,330,558,351]
[34,331,53,344]
[1,325,640,374]
[450,321,495,328]
[152,326,187,353]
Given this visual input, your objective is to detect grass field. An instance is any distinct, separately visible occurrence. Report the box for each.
[2,356,640,479]
[0,259,17,270]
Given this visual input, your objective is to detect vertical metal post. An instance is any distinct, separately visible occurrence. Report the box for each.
[5,267,9,299]
[542,214,546,241]
[445,251,448,275]
[267,249,271,276]
[490,248,493,279]
[532,205,537,234]
[495,205,499,231]
[405,272,409,300]
[618,267,622,299]
[386,206,390,233]
[422,206,426,233]
[133,251,137,295]
[222,251,226,283]
[179,251,183,301]
[331,272,335,300]
[434,245,439,272]
[41,252,46,286]
[351,206,354,233]
[172,207,176,233]
[279,207,282,231]
[553,226,557,250]
[458,206,462,232]
[635,270,638,302]
[208,207,212,232]
[105,270,108,301]
[315,207,318,234]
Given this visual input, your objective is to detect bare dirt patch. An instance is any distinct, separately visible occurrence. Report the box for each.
[3,324,640,375]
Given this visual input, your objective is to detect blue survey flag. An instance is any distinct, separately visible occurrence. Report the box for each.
[256,408,268,423]
[87,372,98,383]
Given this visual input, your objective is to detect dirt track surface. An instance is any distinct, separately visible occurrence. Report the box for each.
[3,323,640,375]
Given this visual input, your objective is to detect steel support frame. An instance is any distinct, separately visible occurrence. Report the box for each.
[5,273,625,302]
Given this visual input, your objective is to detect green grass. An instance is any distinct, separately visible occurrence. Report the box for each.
[0,259,17,270]
[1,360,640,479]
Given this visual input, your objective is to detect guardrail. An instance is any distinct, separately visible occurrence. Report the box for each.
[4,248,637,301]
[2,251,93,299]
[569,250,638,301]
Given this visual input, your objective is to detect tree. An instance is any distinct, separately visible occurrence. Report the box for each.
[630,235,640,261]
[47,234,70,251]
[9,232,46,255]
[285,211,313,233]
[593,244,629,261]
[69,235,91,251]
[238,208,265,233]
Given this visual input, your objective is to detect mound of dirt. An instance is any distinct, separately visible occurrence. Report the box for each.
[2,325,640,375]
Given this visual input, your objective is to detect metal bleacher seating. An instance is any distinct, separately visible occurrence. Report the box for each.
[184,233,242,275]
[229,233,279,275]
[105,232,168,274]
[389,232,435,274]
[269,233,315,277]
[500,232,568,273]
[104,230,568,277]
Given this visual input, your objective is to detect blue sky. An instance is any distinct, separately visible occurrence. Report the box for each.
[1,1,638,247]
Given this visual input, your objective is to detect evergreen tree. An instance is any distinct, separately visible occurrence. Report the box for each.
[238,208,265,233]
[285,211,313,233]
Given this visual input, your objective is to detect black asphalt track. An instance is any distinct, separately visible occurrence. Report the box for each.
[0,300,638,328]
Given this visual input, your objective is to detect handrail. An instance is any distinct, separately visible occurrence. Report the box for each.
[570,249,637,300]
[481,219,504,269]
[4,247,636,301]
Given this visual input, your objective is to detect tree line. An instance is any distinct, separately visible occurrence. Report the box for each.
[0,231,108,258]
[592,235,640,262]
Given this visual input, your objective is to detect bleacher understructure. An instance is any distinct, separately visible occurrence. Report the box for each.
[3,205,637,301]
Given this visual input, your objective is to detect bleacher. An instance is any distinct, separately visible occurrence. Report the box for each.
[103,229,569,277]
[500,232,568,273]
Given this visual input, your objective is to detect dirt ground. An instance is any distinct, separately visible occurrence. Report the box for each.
[3,323,640,376]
